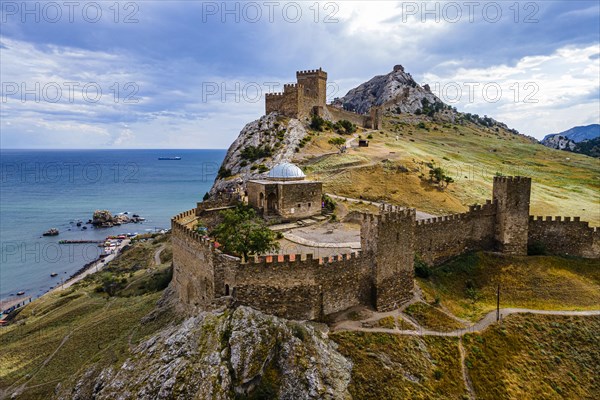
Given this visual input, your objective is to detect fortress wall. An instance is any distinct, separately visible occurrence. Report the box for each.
[326,106,368,128]
[528,216,600,259]
[232,252,371,320]
[171,212,216,308]
[266,92,285,116]
[415,201,497,265]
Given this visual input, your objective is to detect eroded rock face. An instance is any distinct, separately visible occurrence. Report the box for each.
[209,113,309,198]
[63,307,352,400]
[541,134,576,151]
[331,65,442,115]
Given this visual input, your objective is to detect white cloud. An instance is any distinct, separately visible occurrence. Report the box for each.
[423,44,600,138]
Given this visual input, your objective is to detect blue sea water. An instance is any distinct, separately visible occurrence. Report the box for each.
[0,149,225,300]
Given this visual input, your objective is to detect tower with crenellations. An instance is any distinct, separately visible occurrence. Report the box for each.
[361,205,415,311]
[265,68,382,129]
[493,176,531,255]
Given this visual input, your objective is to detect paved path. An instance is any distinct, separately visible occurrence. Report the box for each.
[334,308,600,337]
[283,232,361,249]
[325,193,436,220]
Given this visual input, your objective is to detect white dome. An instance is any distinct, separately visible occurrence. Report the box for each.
[267,163,305,180]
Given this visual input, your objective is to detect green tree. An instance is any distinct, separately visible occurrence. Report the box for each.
[212,204,280,260]
[328,137,346,149]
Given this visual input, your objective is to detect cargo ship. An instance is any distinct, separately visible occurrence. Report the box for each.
[158,156,181,160]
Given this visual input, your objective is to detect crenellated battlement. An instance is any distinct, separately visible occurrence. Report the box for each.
[530,215,587,223]
[265,92,285,98]
[493,176,532,184]
[296,68,327,77]
[240,251,362,268]
[417,200,496,226]
[172,209,215,251]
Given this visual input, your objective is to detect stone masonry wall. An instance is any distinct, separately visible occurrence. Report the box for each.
[528,216,600,258]
[171,210,216,309]
[362,206,415,311]
[233,253,371,320]
[415,200,497,266]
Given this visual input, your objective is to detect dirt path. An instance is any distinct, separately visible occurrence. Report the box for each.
[459,338,476,399]
[333,308,600,337]
[154,244,166,265]
[325,193,436,220]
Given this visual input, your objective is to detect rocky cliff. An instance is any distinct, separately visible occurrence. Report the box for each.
[208,113,309,197]
[64,307,351,400]
[331,64,443,115]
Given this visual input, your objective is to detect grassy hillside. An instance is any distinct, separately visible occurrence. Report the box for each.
[464,314,600,399]
[0,235,177,400]
[333,314,600,400]
[295,113,600,225]
[417,252,600,321]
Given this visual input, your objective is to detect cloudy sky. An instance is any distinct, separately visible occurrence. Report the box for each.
[1,0,599,148]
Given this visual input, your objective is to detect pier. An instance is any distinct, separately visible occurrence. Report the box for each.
[58,240,103,244]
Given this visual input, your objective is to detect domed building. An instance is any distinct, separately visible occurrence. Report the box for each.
[247,162,322,220]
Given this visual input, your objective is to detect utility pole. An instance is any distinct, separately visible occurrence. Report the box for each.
[496,284,500,322]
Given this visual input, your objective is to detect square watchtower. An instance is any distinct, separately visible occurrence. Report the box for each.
[296,68,328,108]
[493,176,532,255]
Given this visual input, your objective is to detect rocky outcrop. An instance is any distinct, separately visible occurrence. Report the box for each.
[91,210,143,227]
[540,135,576,151]
[209,113,309,197]
[331,64,444,115]
[63,307,352,400]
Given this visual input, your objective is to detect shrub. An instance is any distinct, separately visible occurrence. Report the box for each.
[217,166,232,179]
[240,145,272,162]
[322,194,336,212]
[310,115,326,131]
[527,241,547,256]
[333,119,357,135]
[367,134,373,139]
[415,256,431,279]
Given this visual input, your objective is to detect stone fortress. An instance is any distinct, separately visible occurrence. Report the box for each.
[172,172,600,321]
[266,68,382,129]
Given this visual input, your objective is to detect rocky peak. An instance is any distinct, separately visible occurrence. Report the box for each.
[331,65,443,115]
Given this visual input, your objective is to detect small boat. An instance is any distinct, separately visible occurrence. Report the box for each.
[158,156,181,160]
[17,291,25,296]
[43,228,59,236]
[50,273,58,277]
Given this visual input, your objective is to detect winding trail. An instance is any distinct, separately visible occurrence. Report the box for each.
[459,338,476,400]
[154,244,166,266]
[333,308,600,337]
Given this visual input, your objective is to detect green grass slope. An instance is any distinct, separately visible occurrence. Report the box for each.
[417,252,600,321]
[0,235,177,400]
[294,114,600,225]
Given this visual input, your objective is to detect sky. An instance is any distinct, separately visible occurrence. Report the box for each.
[1,0,599,148]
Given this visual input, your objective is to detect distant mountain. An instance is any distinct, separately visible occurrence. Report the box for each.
[542,124,600,143]
[541,124,600,157]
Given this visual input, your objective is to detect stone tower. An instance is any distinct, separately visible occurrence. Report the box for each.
[361,205,415,311]
[493,176,532,255]
[296,68,328,108]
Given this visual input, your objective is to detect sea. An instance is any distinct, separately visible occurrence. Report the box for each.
[0,149,226,300]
